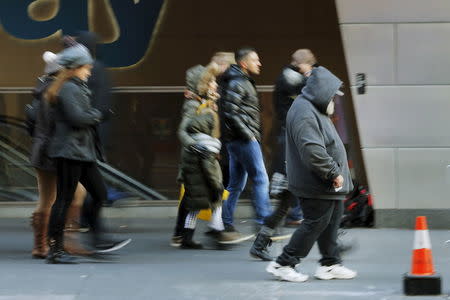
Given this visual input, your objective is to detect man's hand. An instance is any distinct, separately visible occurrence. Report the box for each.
[333,175,344,188]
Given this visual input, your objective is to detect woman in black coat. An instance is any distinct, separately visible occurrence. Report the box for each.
[45,45,130,264]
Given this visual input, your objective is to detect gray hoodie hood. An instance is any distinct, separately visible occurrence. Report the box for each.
[301,66,342,114]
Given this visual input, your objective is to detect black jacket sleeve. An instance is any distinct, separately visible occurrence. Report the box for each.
[222,80,255,140]
[90,62,112,111]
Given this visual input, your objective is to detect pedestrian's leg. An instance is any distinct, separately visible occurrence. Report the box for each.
[317,200,344,266]
[276,198,334,267]
[47,159,82,264]
[35,169,57,214]
[286,193,303,224]
[65,183,86,231]
[64,183,92,255]
[314,200,356,279]
[181,211,202,249]
[31,169,56,258]
[48,159,81,242]
[78,162,107,237]
[222,142,248,228]
[264,192,291,230]
[174,194,189,237]
[79,162,131,252]
[240,141,271,224]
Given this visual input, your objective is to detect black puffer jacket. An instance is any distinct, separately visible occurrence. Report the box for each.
[273,65,306,130]
[48,77,103,162]
[219,64,261,142]
[181,112,223,210]
[29,75,56,171]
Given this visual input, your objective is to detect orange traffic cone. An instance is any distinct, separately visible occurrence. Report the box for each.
[403,216,441,295]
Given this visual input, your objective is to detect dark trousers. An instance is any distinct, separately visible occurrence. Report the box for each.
[48,159,107,243]
[174,195,189,236]
[264,191,297,229]
[276,198,344,267]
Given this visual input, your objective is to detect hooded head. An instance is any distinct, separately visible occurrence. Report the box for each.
[300,66,343,115]
[185,65,205,93]
[42,51,63,75]
[57,44,93,69]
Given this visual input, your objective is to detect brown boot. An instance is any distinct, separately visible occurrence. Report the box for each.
[63,205,93,256]
[31,212,49,259]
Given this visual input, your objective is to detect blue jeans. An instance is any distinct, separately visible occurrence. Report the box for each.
[286,196,303,222]
[222,140,272,225]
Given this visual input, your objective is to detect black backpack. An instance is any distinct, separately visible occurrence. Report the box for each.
[341,184,374,228]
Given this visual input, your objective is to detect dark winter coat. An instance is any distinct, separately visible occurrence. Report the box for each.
[286,66,353,200]
[29,76,56,171]
[48,77,103,162]
[77,31,112,161]
[181,112,223,211]
[272,65,307,174]
[219,64,261,142]
[273,65,306,130]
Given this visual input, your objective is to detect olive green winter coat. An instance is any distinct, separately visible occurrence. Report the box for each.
[181,111,223,211]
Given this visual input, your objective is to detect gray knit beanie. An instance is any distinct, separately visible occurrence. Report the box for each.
[57,44,93,69]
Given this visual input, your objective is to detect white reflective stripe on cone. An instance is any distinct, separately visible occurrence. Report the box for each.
[414,229,432,250]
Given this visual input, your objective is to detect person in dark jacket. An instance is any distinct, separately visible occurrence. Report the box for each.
[76,31,112,152]
[219,47,271,232]
[28,51,91,258]
[75,32,117,231]
[46,45,130,264]
[250,49,313,261]
[266,66,357,282]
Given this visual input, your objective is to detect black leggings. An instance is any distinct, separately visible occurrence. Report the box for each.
[174,194,189,236]
[48,158,107,242]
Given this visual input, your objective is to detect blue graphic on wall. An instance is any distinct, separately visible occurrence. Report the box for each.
[0,0,164,68]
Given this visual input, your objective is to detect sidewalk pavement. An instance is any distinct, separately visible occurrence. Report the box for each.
[0,218,448,300]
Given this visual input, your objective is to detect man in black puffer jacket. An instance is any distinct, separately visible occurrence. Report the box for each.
[219,47,271,232]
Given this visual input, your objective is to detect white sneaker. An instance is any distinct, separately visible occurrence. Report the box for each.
[266,261,309,282]
[314,264,357,280]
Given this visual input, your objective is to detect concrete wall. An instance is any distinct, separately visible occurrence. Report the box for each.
[336,0,450,228]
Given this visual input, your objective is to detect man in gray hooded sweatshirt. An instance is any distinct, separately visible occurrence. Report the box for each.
[266,66,357,282]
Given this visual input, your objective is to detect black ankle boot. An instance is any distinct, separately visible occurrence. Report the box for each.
[250,233,273,261]
[46,238,79,264]
[181,229,203,249]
